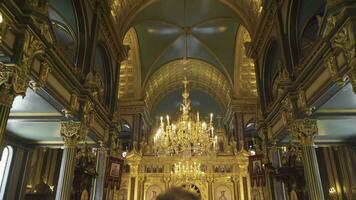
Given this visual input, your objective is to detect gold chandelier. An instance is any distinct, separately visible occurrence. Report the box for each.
[170,159,205,180]
[153,77,217,157]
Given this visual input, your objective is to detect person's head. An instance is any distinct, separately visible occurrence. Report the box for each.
[156,187,199,200]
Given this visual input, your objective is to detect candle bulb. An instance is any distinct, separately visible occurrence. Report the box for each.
[210,113,213,123]
[197,112,200,122]
[166,115,170,125]
[160,116,163,125]
[202,122,206,130]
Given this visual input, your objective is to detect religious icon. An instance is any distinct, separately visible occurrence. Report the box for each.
[109,163,121,177]
[215,185,233,200]
[253,160,262,174]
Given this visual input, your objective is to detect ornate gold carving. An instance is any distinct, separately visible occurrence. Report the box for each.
[0,63,15,105]
[297,89,315,116]
[60,120,84,147]
[144,59,231,111]
[272,65,292,100]
[348,69,356,94]
[119,29,140,100]
[281,95,294,125]
[331,22,356,93]
[0,33,46,105]
[31,60,52,92]
[291,119,318,146]
[235,26,257,97]
[332,22,355,62]
[62,93,79,118]
[325,55,345,86]
[0,63,30,106]
[324,16,336,37]
[82,100,95,129]
[84,70,105,102]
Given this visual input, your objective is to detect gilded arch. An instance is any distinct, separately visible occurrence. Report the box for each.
[144,59,232,112]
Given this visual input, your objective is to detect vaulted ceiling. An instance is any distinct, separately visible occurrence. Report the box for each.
[131,0,241,84]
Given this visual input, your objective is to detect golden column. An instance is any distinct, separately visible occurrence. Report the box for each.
[207,177,214,200]
[126,150,142,200]
[291,119,325,200]
[55,120,85,200]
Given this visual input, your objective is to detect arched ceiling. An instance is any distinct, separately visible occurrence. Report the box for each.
[110,0,263,40]
[131,0,241,84]
[145,59,231,112]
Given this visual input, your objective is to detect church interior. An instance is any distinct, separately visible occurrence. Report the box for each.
[0,0,355,199]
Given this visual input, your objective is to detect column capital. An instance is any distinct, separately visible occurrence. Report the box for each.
[291,119,318,145]
[231,176,239,182]
[60,120,84,147]
[207,177,214,183]
[0,63,30,106]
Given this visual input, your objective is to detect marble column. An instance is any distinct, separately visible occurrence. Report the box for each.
[55,120,84,200]
[292,119,324,200]
[92,142,108,200]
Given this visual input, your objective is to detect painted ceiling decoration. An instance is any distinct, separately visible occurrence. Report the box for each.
[119,28,142,100]
[113,0,261,113]
[110,0,263,39]
[144,59,231,112]
[132,0,241,83]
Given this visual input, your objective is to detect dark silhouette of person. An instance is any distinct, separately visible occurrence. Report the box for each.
[156,187,199,200]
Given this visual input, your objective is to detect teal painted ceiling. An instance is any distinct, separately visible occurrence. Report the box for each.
[318,84,356,110]
[49,0,77,34]
[7,89,96,143]
[132,0,240,82]
[153,88,222,119]
[11,88,61,114]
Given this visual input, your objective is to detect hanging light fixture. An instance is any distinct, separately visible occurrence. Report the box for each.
[153,77,217,157]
